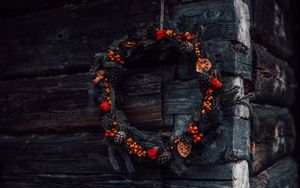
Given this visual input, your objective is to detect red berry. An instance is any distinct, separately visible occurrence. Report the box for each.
[147,148,158,159]
[99,101,111,112]
[156,30,167,41]
[211,77,222,89]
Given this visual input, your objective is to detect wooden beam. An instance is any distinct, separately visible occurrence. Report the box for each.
[249,104,296,175]
[251,0,293,59]
[250,157,298,188]
[251,43,296,107]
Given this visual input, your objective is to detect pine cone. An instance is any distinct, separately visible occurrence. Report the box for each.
[158,150,172,165]
[180,41,194,54]
[114,131,127,144]
[107,66,122,86]
[197,72,211,89]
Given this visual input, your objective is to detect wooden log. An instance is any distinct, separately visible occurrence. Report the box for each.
[0,175,163,188]
[250,157,298,188]
[0,0,100,18]
[251,44,296,107]
[0,0,160,79]
[251,0,293,59]
[165,160,250,188]
[0,72,164,134]
[202,40,252,80]
[249,104,296,175]
[0,133,162,175]
[0,70,207,134]
[165,160,249,181]
[221,76,250,119]
[172,0,250,47]
[163,80,201,116]
[0,132,250,187]
[188,116,250,165]
[0,0,251,80]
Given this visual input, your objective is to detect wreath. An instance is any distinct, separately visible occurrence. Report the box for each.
[89,26,223,175]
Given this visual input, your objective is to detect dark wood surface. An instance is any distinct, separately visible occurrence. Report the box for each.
[0,0,297,187]
[250,157,298,188]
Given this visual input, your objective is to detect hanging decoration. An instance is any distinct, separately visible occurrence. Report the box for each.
[88,0,224,175]
[89,26,223,175]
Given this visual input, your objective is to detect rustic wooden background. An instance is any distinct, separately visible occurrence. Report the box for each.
[0,0,298,187]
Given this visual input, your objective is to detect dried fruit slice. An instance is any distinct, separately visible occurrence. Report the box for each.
[177,141,192,158]
[196,58,212,73]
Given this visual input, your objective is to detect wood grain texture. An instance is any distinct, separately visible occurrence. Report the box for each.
[250,104,296,175]
[172,0,251,47]
[0,175,162,188]
[251,43,296,107]
[0,0,159,79]
[250,157,298,188]
[0,70,202,134]
[251,0,293,59]
[0,132,250,187]
[0,0,251,80]
[204,40,252,80]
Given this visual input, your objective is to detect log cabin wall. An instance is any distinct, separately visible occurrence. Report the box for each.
[0,0,298,187]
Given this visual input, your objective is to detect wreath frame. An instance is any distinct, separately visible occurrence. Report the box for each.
[89,26,223,175]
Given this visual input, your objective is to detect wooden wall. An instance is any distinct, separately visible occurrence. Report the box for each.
[0,0,297,187]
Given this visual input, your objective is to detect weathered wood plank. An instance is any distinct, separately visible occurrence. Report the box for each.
[0,132,251,187]
[251,0,293,59]
[0,133,163,176]
[0,175,162,188]
[0,0,100,18]
[250,157,298,188]
[0,117,249,173]
[204,40,252,80]
[250,104,296,175]
[163,80,201,116]
[172,0,251,47]
[0,70,211,134]
[0,0,251,79]
[165,160,249,181]
[0,0,160,79]
[221,76,250,119]
[251,44,296,107]
[0,72,164,134]
[187,116,250,165]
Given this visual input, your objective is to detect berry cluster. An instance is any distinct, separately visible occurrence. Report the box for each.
[107,48,124,64]
[99,78,112,112]
[188,123,204,143]
[123,41,136,48]
[105,128,117,137]
[111,121,119,126]
[126,138,147,158]
[194,42,201,58]
[156,29,195,42]
[201,88,214,114]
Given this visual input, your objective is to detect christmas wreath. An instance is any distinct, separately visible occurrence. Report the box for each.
[89,26,223,175]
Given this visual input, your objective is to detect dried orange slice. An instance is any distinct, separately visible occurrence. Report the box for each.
[196,58,212,73]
